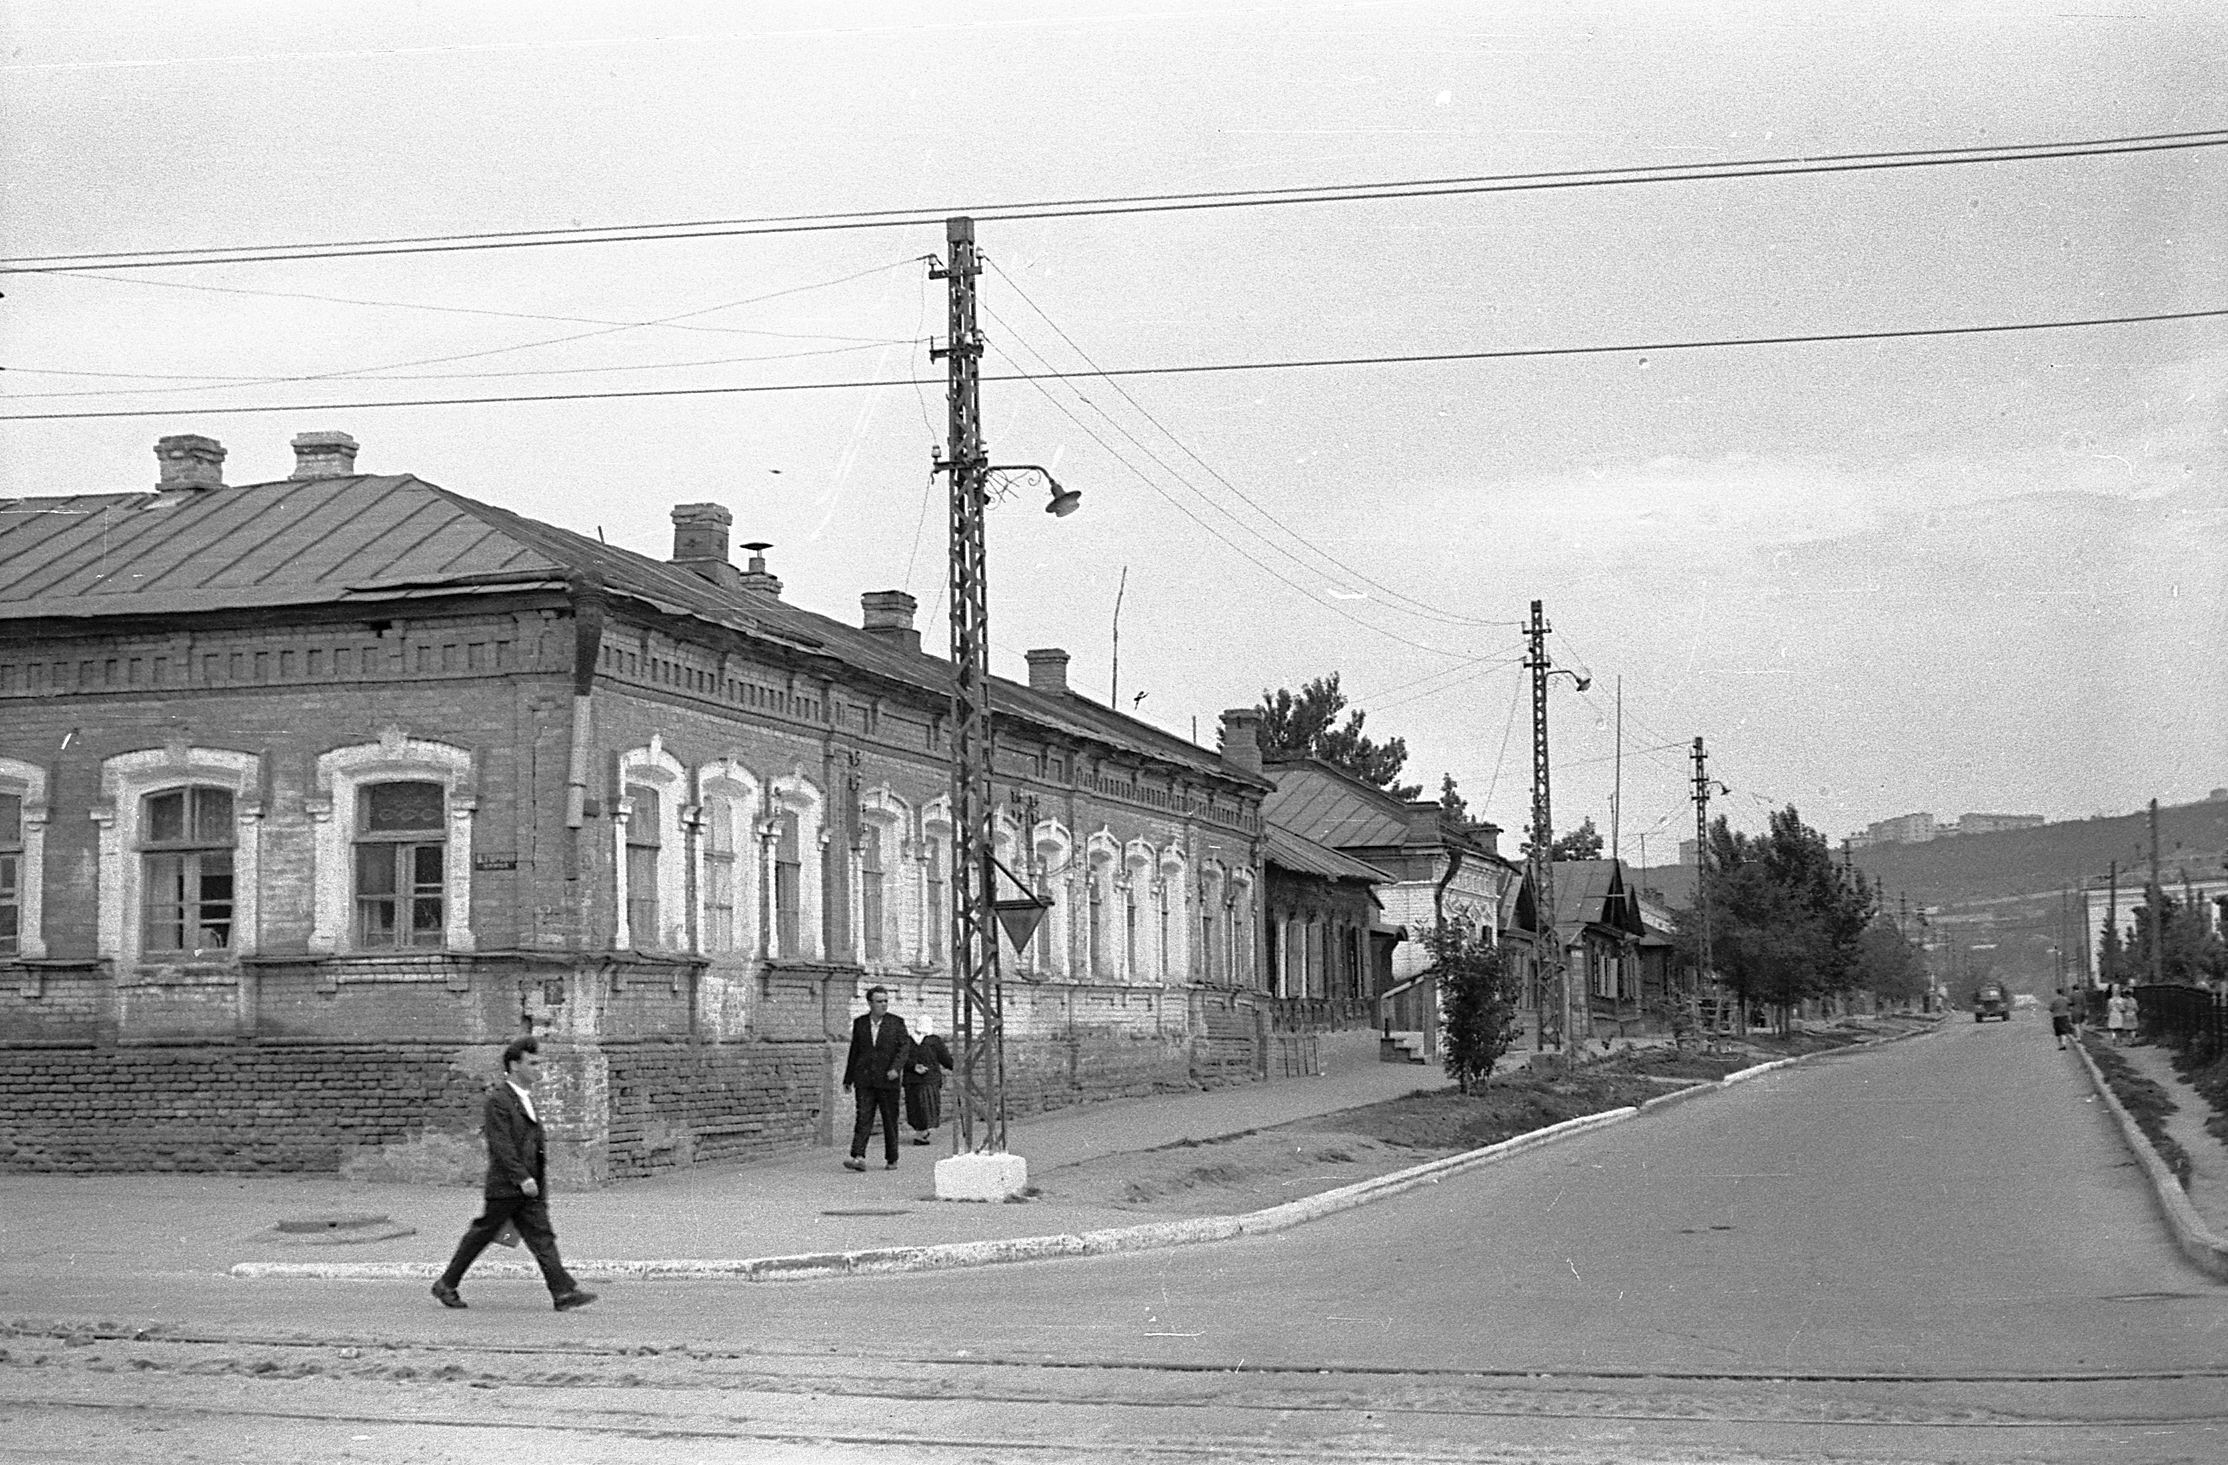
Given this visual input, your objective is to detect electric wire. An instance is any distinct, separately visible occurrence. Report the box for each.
[4,256,929,401]
[987,258,1518,632]
[10,304,2218,422]
[7,127,2221,273]
[977,319,1481,664]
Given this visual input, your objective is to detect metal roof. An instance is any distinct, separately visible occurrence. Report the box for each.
[1262,823,1394,885]
[1551,859,1645,935]
[0,471,1253,786]
[1260,762,1411,848]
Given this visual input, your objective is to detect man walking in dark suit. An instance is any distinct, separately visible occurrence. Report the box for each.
[843,985,910,1171]
[431,1035,597,1312]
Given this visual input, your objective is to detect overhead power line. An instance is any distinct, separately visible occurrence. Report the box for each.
[7,304,2220,422]
[5,128,2221,274]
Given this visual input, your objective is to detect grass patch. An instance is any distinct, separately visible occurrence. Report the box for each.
[2167,1045,2228,1150]
[2084,1035,2193,1188]
[1302,1069,1664,1153]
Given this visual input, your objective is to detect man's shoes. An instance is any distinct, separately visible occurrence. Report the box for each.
[911,1134,932,1145]
[430,1281,466,1309]
[885,1159,899,1170]
[552,1290,598,1312]
[844,1157,867,1171]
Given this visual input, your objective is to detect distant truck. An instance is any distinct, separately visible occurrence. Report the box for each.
[1973,981,2014,1022]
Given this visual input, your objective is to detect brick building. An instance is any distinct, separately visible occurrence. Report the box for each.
[0,432,1273,1183]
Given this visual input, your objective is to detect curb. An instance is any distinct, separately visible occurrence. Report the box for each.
[2069,1039,2228,1284]
[231,1029,1914,1286]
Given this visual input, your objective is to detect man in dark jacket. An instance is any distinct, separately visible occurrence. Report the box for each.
[904,1019,954,1144]
[843,985,911,1170]
[431,1035,596,1311]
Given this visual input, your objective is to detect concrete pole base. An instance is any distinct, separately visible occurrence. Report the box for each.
[934,1151,1028,1202]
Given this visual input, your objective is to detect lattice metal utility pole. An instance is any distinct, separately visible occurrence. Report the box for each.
[931,215,1006,1155]
[1525,600,1569,1057]
[1691,736,1716,1033]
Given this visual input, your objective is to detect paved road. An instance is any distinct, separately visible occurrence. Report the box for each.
[7,1020,2223,1462]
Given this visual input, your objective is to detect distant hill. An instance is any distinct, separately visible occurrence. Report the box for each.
[1628,797,2228,994]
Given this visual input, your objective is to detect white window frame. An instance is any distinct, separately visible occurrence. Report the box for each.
[1158,845,1190,983]
[1084,830,1120,980]
[921,795,952,970]
[616,739,688,951]
[310,737,475,955]
[765,771,824,961]
[1228,868,1257,989]
[1122,840,1155,983]
[0,757,50,960]
[695,758,762,958]
[1032,820,1072,979]
[95,746,262,968]
[855,786,912,969]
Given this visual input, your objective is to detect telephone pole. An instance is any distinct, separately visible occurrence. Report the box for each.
[929,217,1076,1198]
[1691,736,1716,1035]
[932,216,1005,1162]
[2148,798,2164,988]
[1525,600,1573,1057]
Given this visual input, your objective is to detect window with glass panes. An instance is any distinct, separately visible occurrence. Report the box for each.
[0,793,20,956]
[703,794,738,953]
[142,786,235,954]
[924,833,945,962]
[354,781,446,949]
[773,810,801,954]
[625,785,660,944]
[858,825,886,960]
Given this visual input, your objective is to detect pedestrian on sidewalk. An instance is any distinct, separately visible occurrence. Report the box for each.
[843,985,910,1171]
[2048,989,2074,1050]
[2106,986,2132,1045]
[905,1019,954,1145]
[431,1036,596,1313]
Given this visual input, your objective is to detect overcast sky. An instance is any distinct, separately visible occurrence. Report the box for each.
[4,1,2222,858]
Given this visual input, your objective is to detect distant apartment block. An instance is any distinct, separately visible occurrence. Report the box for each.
[1851,810,2047,846]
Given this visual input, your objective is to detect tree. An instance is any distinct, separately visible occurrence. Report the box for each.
[1257,673,1420,798]
[1671,806,1877,1032]
[1430,914,1525,1093]
[1854,920,1928,1006]
[1549,816,1604,861]
[2120,881,2228,987]
[1439,773,1469,824]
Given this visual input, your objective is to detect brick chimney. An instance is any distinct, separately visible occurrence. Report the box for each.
[289,431,360,479]
[1219,708,1263,776]
[861,591,920,652]
[670,503,743,589]
[154,434,225,492]
[737,541,782,597]
[1025,648,1070,695]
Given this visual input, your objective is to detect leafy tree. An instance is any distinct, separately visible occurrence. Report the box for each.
[2120,881,2228,986]
[1257,673,1420,798]
[1430,914,1524,1093]
[1549,816,1604,861]
[2097,909,2128,988]
[1439,774,1469,823]
[1854,920,1928,1006]
[1672,806,1877,1032]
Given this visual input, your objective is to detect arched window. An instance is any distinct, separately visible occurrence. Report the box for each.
[1085,833,1119,980]
[141,786,236,955]
[1033,821,1072,978]
[616,741,687,951]
[354,780,447,949]
[765,774,825,961]
[311,737,472,955]
[1198,864,1226,987]
[0,757,47,960]
[1159,846,1189,982]
[1123,842,1155,982]
[1228,869,1256,989]
[696,760,761,958]
[98,747,261,966]
[858,789,914,968]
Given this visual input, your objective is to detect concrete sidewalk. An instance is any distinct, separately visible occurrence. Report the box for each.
[0,1031,1454,1288]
